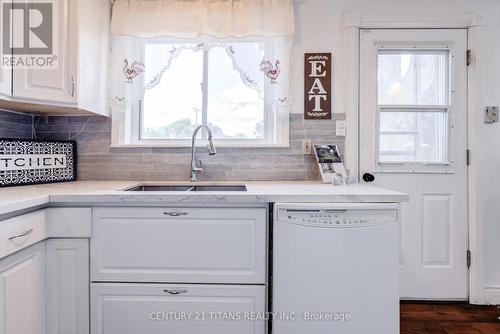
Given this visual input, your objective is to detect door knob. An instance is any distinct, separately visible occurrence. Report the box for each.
[362,173,375,183]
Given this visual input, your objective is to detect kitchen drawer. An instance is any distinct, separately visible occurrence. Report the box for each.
[0,210,47,259]
[91,207,267,284]
[91,283,266,334]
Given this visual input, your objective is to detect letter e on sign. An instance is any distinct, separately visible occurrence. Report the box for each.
[304,53,331,119]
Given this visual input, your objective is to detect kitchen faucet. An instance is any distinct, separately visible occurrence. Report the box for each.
[190,125,217,182]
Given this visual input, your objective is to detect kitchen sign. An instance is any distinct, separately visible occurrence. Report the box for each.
[1,154,67,171]
[304,53,332,119]
[0,139,77,187]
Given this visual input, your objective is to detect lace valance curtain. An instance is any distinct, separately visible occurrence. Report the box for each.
[111,0,294,38]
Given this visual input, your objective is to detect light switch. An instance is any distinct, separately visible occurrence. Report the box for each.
[336,120,346,137]
[485,106,499,123]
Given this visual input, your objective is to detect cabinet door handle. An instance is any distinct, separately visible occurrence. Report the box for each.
[8,228,34,241]
[163,212,188,217]
[71,76,76,97]
[163,288,188,295]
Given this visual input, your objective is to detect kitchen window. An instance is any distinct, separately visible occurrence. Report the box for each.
[140,41,274,144]
[110,38,290,148]
[377,50,451,164]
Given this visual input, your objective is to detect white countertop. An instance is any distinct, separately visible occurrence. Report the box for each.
[0,181,409,217]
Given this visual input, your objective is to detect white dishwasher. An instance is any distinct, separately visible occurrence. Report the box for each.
[272,203,399,334]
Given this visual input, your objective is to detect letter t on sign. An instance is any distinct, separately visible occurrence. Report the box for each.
[304,53,332,120]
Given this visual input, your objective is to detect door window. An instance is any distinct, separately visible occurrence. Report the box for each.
[377,50,450,165]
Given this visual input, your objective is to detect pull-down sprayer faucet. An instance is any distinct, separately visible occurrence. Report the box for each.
[190,125,216,182]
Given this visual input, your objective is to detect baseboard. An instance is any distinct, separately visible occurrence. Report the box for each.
[482,287,500,305]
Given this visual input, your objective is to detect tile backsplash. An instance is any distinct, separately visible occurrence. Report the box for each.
[0,110,345,181]
[0,111,33,139]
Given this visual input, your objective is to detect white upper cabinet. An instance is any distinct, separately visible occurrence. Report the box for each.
[0,0,110,116]
[0,2,11,97]
[13,0,77,104]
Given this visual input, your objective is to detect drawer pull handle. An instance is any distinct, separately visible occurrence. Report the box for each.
[8,228,34,241]
[163,288,188,295]
[163,212,188,217]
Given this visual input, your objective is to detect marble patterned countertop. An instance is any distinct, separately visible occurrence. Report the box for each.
[0,181,409,217]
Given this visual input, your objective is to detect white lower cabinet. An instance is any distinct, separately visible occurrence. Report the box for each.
[91,206,269,334]
[0,208,92,334]
[0,238,89,334]
[92,207,267,284]
[91,283,266,334]
[46,239,89,334]
[0,242,46,334]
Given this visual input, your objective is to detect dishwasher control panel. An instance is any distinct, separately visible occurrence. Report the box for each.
[276,209,398,227]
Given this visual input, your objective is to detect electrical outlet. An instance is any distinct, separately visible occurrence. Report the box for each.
[302,139,312,155]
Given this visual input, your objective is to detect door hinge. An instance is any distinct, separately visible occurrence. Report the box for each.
[467,49,472,66]
[466,149,471,166]
[467,250,472,268]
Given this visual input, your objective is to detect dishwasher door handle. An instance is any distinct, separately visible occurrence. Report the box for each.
[163,288,188,295]
[163,211,188,217]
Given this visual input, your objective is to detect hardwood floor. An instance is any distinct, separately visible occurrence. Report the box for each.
[401,303,500,334]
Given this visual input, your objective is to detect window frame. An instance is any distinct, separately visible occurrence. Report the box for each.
[374,46,455,174]
[124,38,289,148]
[377,106,451,164]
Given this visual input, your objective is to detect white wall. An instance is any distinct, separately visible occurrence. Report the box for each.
[475,4,500,304]
[291,0,500,304]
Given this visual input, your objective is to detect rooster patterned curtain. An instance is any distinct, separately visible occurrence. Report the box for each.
[108,0,294,143]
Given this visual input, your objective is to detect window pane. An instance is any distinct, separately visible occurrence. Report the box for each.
[379,110,448,163]
[378,51,448,105]
[207,44,265,140]
[380,111,417,132]
[142,44,203,139]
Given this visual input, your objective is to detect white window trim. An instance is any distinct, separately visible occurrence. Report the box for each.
[113,38,290,148]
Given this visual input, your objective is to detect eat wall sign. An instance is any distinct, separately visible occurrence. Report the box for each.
[304,53,332,119]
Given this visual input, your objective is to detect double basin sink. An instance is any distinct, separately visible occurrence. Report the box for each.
[125,184,247,192]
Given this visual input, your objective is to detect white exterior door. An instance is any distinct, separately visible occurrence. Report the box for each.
[359,29,468,300]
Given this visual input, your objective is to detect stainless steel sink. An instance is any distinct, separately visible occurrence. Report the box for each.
[191,185,247,192]
[125,185,194,192]
[124,185,247,192]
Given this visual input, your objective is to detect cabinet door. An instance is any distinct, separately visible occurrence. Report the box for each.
[0,242,46,334]
[12,0,77,104]
[91,283,266,334]
[46,239,89,334]
[92,207,267,284]
[0,1,11,97]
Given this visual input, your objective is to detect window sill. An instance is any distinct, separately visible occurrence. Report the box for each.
[110,142,290,149]
[375,162,455,174]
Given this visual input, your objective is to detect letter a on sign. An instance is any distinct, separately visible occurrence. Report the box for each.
[304,53,331,119]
